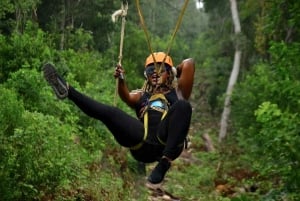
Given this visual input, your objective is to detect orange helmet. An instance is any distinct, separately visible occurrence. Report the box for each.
[144,52,173,67]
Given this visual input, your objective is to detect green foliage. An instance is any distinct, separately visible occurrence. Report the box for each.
[6,68,44,109]
[67,28,94,51]
[167,152,219,200]
[254,0,300,55]
[1,0,300,200]
[87,170,129,201]
[254,102,300,191]
[0,110,91,201]
[232,42,300,131]
[231,40,300,198]
[0,21,53,82]
[0,85,24,134]
[0,0,41,33]
[0,0,14,19]
[4,67,78,123]
[37,0,117,51]
[231,63,270,131]
[192,31,233,114]
[73,0,117,51]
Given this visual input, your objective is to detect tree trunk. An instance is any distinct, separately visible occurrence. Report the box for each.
[60,0,66,50]
[219,0,242,142]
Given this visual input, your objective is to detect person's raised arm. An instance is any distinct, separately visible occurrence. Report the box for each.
[114,64,141,108]
[175,58,195,100]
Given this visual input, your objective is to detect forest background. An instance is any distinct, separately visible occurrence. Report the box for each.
[0,0,299,200]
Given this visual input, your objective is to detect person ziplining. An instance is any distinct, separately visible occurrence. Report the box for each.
[43,0,194,187]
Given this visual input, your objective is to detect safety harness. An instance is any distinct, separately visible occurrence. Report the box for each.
[130,93,169,150]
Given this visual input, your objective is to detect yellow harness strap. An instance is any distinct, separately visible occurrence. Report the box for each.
[130,112,149,150]
[130,94,168,150]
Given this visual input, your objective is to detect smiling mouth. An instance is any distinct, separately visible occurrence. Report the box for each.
[151,74,160,81]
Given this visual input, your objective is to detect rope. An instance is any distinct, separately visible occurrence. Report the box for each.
[135,0,189,93]
[112,1,128,106]
[164,0,189,61]
[136,0,189,59]
[118,2,128,65]
[135,0,156,64]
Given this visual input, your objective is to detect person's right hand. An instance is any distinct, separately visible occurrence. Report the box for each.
[114,64,125,79]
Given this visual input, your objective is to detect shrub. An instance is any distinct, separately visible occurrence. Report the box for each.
[0,111,90,200]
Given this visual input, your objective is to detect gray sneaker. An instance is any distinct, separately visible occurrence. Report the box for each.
[43,63,68,99]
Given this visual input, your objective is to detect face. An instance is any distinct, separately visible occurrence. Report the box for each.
[145,64,170,86]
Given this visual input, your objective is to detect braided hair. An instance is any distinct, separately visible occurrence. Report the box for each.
[141,67,177,94]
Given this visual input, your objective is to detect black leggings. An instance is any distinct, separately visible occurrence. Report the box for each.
[68,86,192,161]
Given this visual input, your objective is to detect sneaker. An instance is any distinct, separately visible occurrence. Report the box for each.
[147,157,171,184]
[43,63,68,99]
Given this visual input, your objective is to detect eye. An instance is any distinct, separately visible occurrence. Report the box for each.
[145,66,155,76]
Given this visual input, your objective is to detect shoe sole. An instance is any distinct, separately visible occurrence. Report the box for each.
[43,63,68,99]
[145,181,163,190]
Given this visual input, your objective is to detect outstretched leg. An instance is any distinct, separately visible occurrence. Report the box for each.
[43,63,144,147]
[68,86,144,147]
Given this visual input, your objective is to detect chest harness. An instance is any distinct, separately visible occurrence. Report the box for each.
[130,93,169,150]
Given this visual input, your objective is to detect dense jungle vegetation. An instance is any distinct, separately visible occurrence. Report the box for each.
[0,0,299,200]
